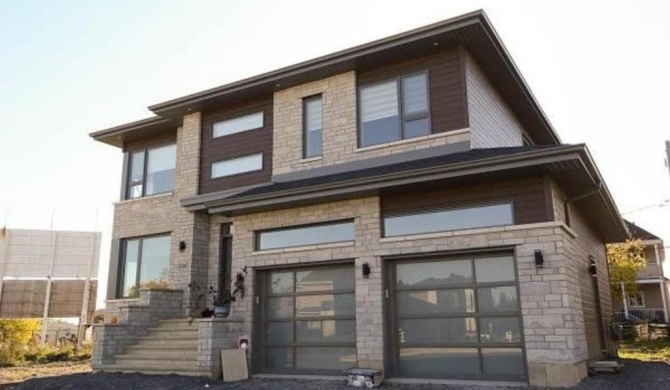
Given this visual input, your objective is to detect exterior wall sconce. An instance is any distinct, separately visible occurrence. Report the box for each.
[179,241,186,251]
[588,255,597,276]
[534,250,544,268]
[362,262,371,278]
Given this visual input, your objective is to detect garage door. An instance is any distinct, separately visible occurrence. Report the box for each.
[257,264,356,374]
[386,253,526,381]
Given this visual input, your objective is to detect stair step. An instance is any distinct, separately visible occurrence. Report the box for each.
[146,328,198,337]
[155,320,199,330]
[124,346,197,355]
[97,364,209,377]
[134,338,198,348]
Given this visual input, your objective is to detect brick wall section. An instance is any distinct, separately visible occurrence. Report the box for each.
[196,318,244,378]
[272,71,470,175]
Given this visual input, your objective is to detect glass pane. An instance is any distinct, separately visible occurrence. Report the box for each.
[360,80,400,147]
[398,318,478,345]
[213,111,263,138]
[477,286,519,312]
[138,236,170,288]
[296,267,354,293]
[269,272,294,294]
[396,260,472,288]
[266,321,293,345]
[475,256,515,283]
[267,297,294,319]
[146,145,176,195]
[399,348,479,377]
[296,293,354,318]
[304,97,322,131]
[295,347,356,370]
[121,240,139,297]
[258,221,355,250]
[402,73,428,115]
[384,203,513,237]
[306,128,322,158]
[481,348,524,376]
[211,153,263,178]
[266,347,293,369]
[296,320,355,343]
[128,151,145,199]
[479,317,521,343]
[404,117,430,139]
[397,289,475,315]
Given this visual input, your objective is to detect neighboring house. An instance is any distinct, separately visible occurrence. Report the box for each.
[613,221,668,323]
[90,11,629,388]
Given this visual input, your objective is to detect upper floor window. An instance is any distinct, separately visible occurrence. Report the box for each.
[127,144,176,199]
[213,111,264,138]
[627,292,645,308]
[211,153,263,179]
[119,234,170,298]
[303,95,323,158]
[383,202,513,237]
[359,71,430,147]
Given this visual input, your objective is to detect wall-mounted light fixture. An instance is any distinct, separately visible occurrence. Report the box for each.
[588,256,597,276]
[179,241,186,251]
[362,262,371,278]
[534,250,544,268]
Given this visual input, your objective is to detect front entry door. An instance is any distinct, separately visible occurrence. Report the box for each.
[386,253,526,381]
[257,264,356,375]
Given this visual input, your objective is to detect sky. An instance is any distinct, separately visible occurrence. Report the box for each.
[1,0,669,308]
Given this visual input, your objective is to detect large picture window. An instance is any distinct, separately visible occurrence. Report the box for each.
[119,235,171,298]
[359,71,430,147]
[256,220,355,251]
[383,202,513,237]
[127,144,176,199]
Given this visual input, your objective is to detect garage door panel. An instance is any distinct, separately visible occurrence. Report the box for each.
[399,348,479,377]
[397,289,475,315]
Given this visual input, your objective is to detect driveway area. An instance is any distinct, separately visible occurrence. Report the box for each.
[1,360,669,389]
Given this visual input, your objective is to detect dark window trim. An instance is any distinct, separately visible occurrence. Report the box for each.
[125,141,176,200]
[255,219,355,251]
[210,153,264,180]
[219,223,233,297]
[302,94,323,159]
[357,70,431,148]
[117,232,171,298]
[381,199,515,238]
[212,110,265,139]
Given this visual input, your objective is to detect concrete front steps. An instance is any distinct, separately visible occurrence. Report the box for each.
[98,319,208,376]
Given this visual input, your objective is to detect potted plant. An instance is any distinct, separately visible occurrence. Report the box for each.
[208,286,235,318]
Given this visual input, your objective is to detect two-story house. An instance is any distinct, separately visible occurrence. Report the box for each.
[614,221,668,323]
[90,11,628,388]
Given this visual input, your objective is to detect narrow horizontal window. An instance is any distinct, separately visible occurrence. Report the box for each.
[211,153,263,178]
[257,220,355,251]
[383,202,513,237]
[213,111,264,138]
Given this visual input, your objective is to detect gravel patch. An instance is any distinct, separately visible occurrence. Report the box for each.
[1,360,669,390]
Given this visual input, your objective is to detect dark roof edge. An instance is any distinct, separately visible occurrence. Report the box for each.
[89,116,170,140]
[183,144,581,211]
[148,10,483,114]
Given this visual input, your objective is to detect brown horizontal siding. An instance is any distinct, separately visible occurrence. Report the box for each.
[381,176,549,225]
[200,99,273,194]
[122,131,177,152]
[357,46,468,134]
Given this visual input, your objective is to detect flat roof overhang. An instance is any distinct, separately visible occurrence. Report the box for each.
[91,10,561,148]
[89,116,175,148]
[183,145,627,243]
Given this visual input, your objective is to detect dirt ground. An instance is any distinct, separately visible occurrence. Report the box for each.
[0,361,91,386]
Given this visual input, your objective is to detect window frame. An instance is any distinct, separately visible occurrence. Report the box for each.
[255,219,355,251]
[117,233,171,298]
[302,94,323,159]
[212,111,264,139]
[357,70,431,148]
[381,200,515,238]
[627,291,646,308]
[211,153,264,179]
[125,142,176,200]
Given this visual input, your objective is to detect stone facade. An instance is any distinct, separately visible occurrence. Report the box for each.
[272,71,470,176]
